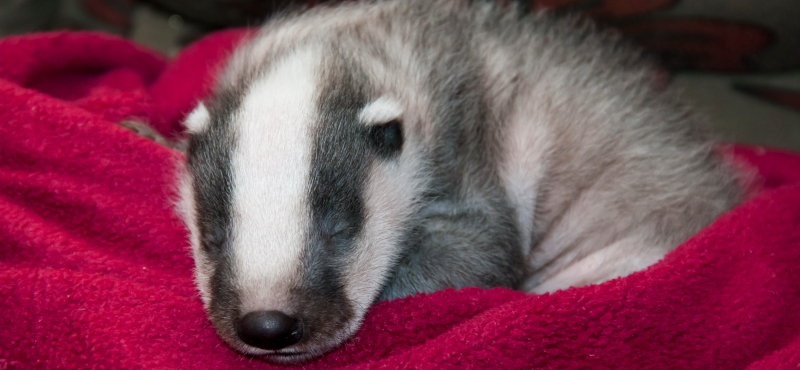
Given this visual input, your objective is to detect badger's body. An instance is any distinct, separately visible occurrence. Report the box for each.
[178,0,742,363]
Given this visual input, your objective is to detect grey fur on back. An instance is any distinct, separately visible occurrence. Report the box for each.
[269,0,742,298]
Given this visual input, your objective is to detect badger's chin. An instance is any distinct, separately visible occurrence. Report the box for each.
[254,349,321,365]
[223,337,327,364]
[230,343,317,364]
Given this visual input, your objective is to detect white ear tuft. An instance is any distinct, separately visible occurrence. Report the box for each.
[359,97,404,126]
[184,103,211,134]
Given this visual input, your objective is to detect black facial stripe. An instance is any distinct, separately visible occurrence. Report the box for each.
[188,90,240,253]
[186,88,243,327]
[295,56,374,338]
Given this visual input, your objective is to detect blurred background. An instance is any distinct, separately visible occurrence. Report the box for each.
[1,0,799,151]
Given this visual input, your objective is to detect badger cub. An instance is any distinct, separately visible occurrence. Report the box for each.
[177,0,742,363]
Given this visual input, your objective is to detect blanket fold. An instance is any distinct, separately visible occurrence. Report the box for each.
[1,30,799,370]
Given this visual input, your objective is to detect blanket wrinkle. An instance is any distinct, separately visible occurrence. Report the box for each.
[1,30,799,370]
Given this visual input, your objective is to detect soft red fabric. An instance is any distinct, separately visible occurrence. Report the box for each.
[1,30,799,370]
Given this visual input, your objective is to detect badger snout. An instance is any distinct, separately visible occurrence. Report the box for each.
[236,311,304,350]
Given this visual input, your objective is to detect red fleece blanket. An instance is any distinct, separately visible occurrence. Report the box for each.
[1,30,800,370]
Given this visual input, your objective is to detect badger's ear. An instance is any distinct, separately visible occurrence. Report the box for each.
[184,103,211,134]
[359,96,403,127]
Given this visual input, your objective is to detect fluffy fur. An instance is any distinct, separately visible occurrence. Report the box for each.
[178,0,743,363]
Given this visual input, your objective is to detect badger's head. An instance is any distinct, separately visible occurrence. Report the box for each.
[176,1,528,362]
[176,28,439,361]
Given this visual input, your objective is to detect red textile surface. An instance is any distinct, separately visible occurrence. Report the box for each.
[1,30,799,370]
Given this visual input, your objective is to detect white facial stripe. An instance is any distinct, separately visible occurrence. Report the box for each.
[230,48,320,312]
[345,150,422,318]
[176,166,212,306]
[358,96,404,126]
[184,103,211,134]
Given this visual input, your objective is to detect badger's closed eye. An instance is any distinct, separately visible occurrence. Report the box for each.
[368,120,403,157]
[319,219,358,251]
[202,223,227,251]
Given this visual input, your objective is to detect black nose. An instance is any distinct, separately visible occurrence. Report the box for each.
[236,310,304,350]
